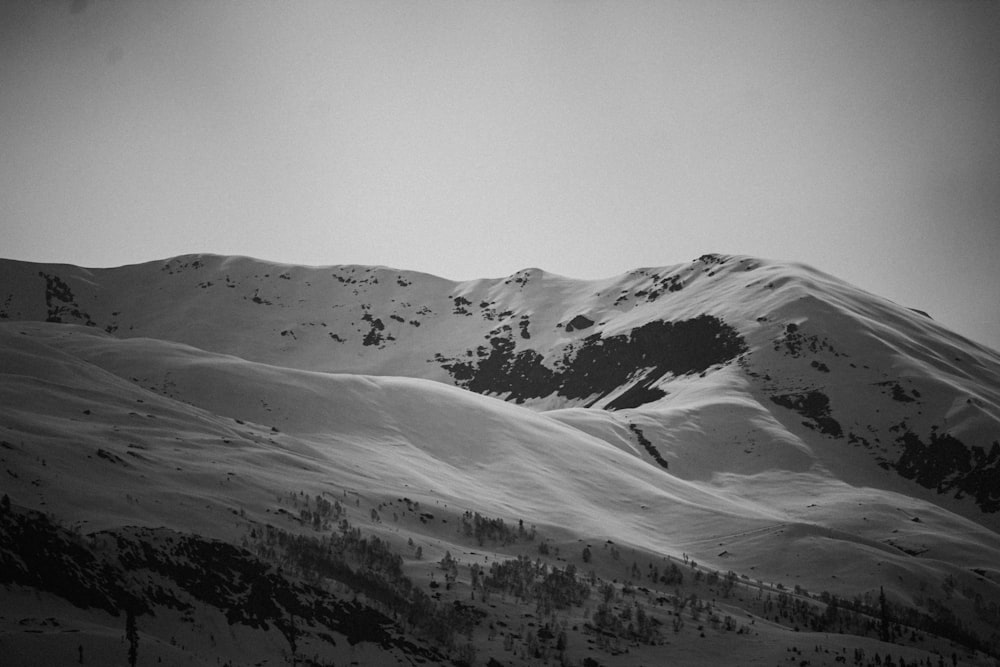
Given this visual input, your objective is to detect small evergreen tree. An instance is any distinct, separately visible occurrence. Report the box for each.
[125,606,138,667]
[287,613,298,664]
[879,586,891,642]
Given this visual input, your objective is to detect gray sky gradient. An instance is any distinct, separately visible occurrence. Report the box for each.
[2,0,998,351]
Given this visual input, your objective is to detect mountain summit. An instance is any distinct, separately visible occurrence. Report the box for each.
[2,253,999,666]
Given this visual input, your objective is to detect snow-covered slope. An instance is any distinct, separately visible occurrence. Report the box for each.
[2,252,999,666]
[3,253,997,518]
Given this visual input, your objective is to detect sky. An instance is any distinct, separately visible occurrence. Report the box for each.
[1,1,998,351]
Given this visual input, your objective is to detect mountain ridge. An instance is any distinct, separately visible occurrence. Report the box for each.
[2,252,998,519]
[2,252,1000,665]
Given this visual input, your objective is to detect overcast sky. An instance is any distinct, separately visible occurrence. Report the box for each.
[2,0,998,351]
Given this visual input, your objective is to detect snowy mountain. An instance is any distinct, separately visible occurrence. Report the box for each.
[1,253,999,666]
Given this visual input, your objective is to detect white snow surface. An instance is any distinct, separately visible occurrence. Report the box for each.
[2,252,1000,664]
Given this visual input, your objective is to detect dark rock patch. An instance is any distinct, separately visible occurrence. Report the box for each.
[38,272,96,326]
[774,322,842,358]
[361,313,386,347]
[890,431,1000,512]
[250,289,273,305]
[518,315,531,340]
[437,314,746,408]
[876,381,918,403]
[565,315,594,332]
[452,296,473,316]
[627,423,669,470]
[770,390,843,438]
